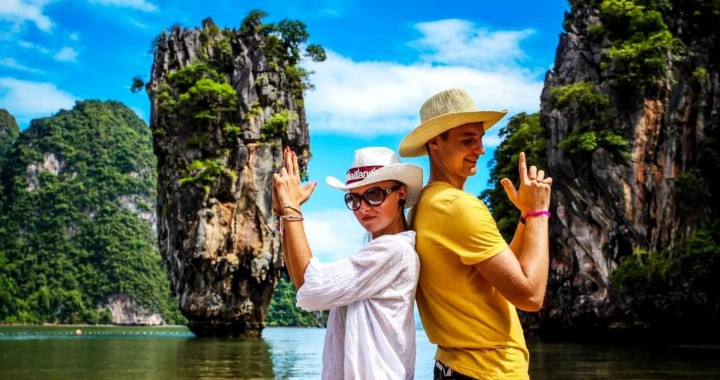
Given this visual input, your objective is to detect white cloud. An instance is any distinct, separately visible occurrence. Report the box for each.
[87,0,158,12]
[54,46,77,62]
[303,209,367,262]
[303,51,542,140]
[18,39,50,54]
[0,0,53,32]
[301,19,544,144]
[17,41,78,62]
[68,32,79,41]
[127,17,149,29]
[298,19,544,146]
[0,57,43,73]
[0,77,77,125]
[410,19,535,70]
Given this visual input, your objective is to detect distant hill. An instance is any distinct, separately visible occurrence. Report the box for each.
[0,101,183,324]
[0,109,19,160]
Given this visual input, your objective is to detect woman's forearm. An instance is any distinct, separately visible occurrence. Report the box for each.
[281,215,313,289]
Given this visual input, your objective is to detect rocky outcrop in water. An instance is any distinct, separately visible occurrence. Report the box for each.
[537,0,720,339]
[146,17,317,337]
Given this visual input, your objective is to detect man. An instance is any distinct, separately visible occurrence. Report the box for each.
[399,88,552,379]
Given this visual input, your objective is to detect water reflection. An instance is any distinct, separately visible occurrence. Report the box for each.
[529,340,720,379]
[0,329,277,380]
[169,338,275,379]
[2,327,720,379]
[264,328,325,379]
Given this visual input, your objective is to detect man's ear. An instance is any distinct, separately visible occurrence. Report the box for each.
[427,136,441,152]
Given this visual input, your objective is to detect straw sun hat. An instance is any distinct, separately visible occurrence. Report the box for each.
[326,147,423,208]
[399,88,508,157]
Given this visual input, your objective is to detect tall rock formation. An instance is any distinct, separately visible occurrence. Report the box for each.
[538,0,719,338]
[146,16,318,337]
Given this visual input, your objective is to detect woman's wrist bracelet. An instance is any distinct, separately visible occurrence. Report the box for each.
[523,210,551,221]
[281,204,302,215]
[277,214,304,236]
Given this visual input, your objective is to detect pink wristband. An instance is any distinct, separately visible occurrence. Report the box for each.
[523,210,551,220]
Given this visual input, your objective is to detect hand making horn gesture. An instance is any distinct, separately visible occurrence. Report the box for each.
[272,147,318,215]
[499,152,552,216]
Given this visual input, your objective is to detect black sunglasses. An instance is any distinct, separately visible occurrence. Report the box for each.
[344,185,402,211]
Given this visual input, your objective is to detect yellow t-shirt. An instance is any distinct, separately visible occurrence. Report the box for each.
[412,181,529,379]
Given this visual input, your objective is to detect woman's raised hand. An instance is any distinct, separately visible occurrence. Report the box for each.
[272,147,317,211]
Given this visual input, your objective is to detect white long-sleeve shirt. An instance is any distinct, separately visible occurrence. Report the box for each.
[296,230,420,380]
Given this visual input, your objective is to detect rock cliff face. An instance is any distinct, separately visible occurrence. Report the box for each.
[146,18,310,337]
[99,295,165,325]
[538,0,719,335]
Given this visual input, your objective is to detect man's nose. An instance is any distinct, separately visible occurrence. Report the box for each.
[474,142,485,155]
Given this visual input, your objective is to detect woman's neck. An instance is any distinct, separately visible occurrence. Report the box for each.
[371,212,406,240]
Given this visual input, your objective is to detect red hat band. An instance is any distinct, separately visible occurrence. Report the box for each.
[346,165,384,185]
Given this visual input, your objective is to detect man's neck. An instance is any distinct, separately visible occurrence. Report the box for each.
[428,165,466,190]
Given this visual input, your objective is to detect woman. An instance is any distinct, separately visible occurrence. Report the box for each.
[272,146,423,380]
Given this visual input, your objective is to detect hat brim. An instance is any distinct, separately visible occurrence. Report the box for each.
[399,110,508,157]
[325,163,424,209]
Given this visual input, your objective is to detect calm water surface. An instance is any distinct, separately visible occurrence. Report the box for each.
[1,326,719,379]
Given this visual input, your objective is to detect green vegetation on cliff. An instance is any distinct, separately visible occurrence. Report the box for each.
[594,0,676,91]
[582,0,720,94]
[0,109,19,160]
[611,224,720,325]
[549,82,628,159]
[0,109,20,200]
[0,101,183,324]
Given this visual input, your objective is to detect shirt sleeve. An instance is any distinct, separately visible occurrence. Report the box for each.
[442,192,508,265]
[296,235,410,311]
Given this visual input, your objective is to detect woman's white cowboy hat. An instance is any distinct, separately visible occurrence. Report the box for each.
[399,88,508,157]
[326,147,423,208]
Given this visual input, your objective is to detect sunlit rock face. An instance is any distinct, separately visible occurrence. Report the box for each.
[536,2,719,337]
[147,18,309,337]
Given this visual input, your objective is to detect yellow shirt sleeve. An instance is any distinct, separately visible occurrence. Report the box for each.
[441,192,508,266]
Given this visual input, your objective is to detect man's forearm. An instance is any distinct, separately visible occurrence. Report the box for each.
[508,219,525,258]
[518,216,550,304]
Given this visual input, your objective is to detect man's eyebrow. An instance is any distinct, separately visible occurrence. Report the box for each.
[461,131,484,137]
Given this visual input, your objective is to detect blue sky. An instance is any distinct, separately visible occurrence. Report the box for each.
[0,0,569,261]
